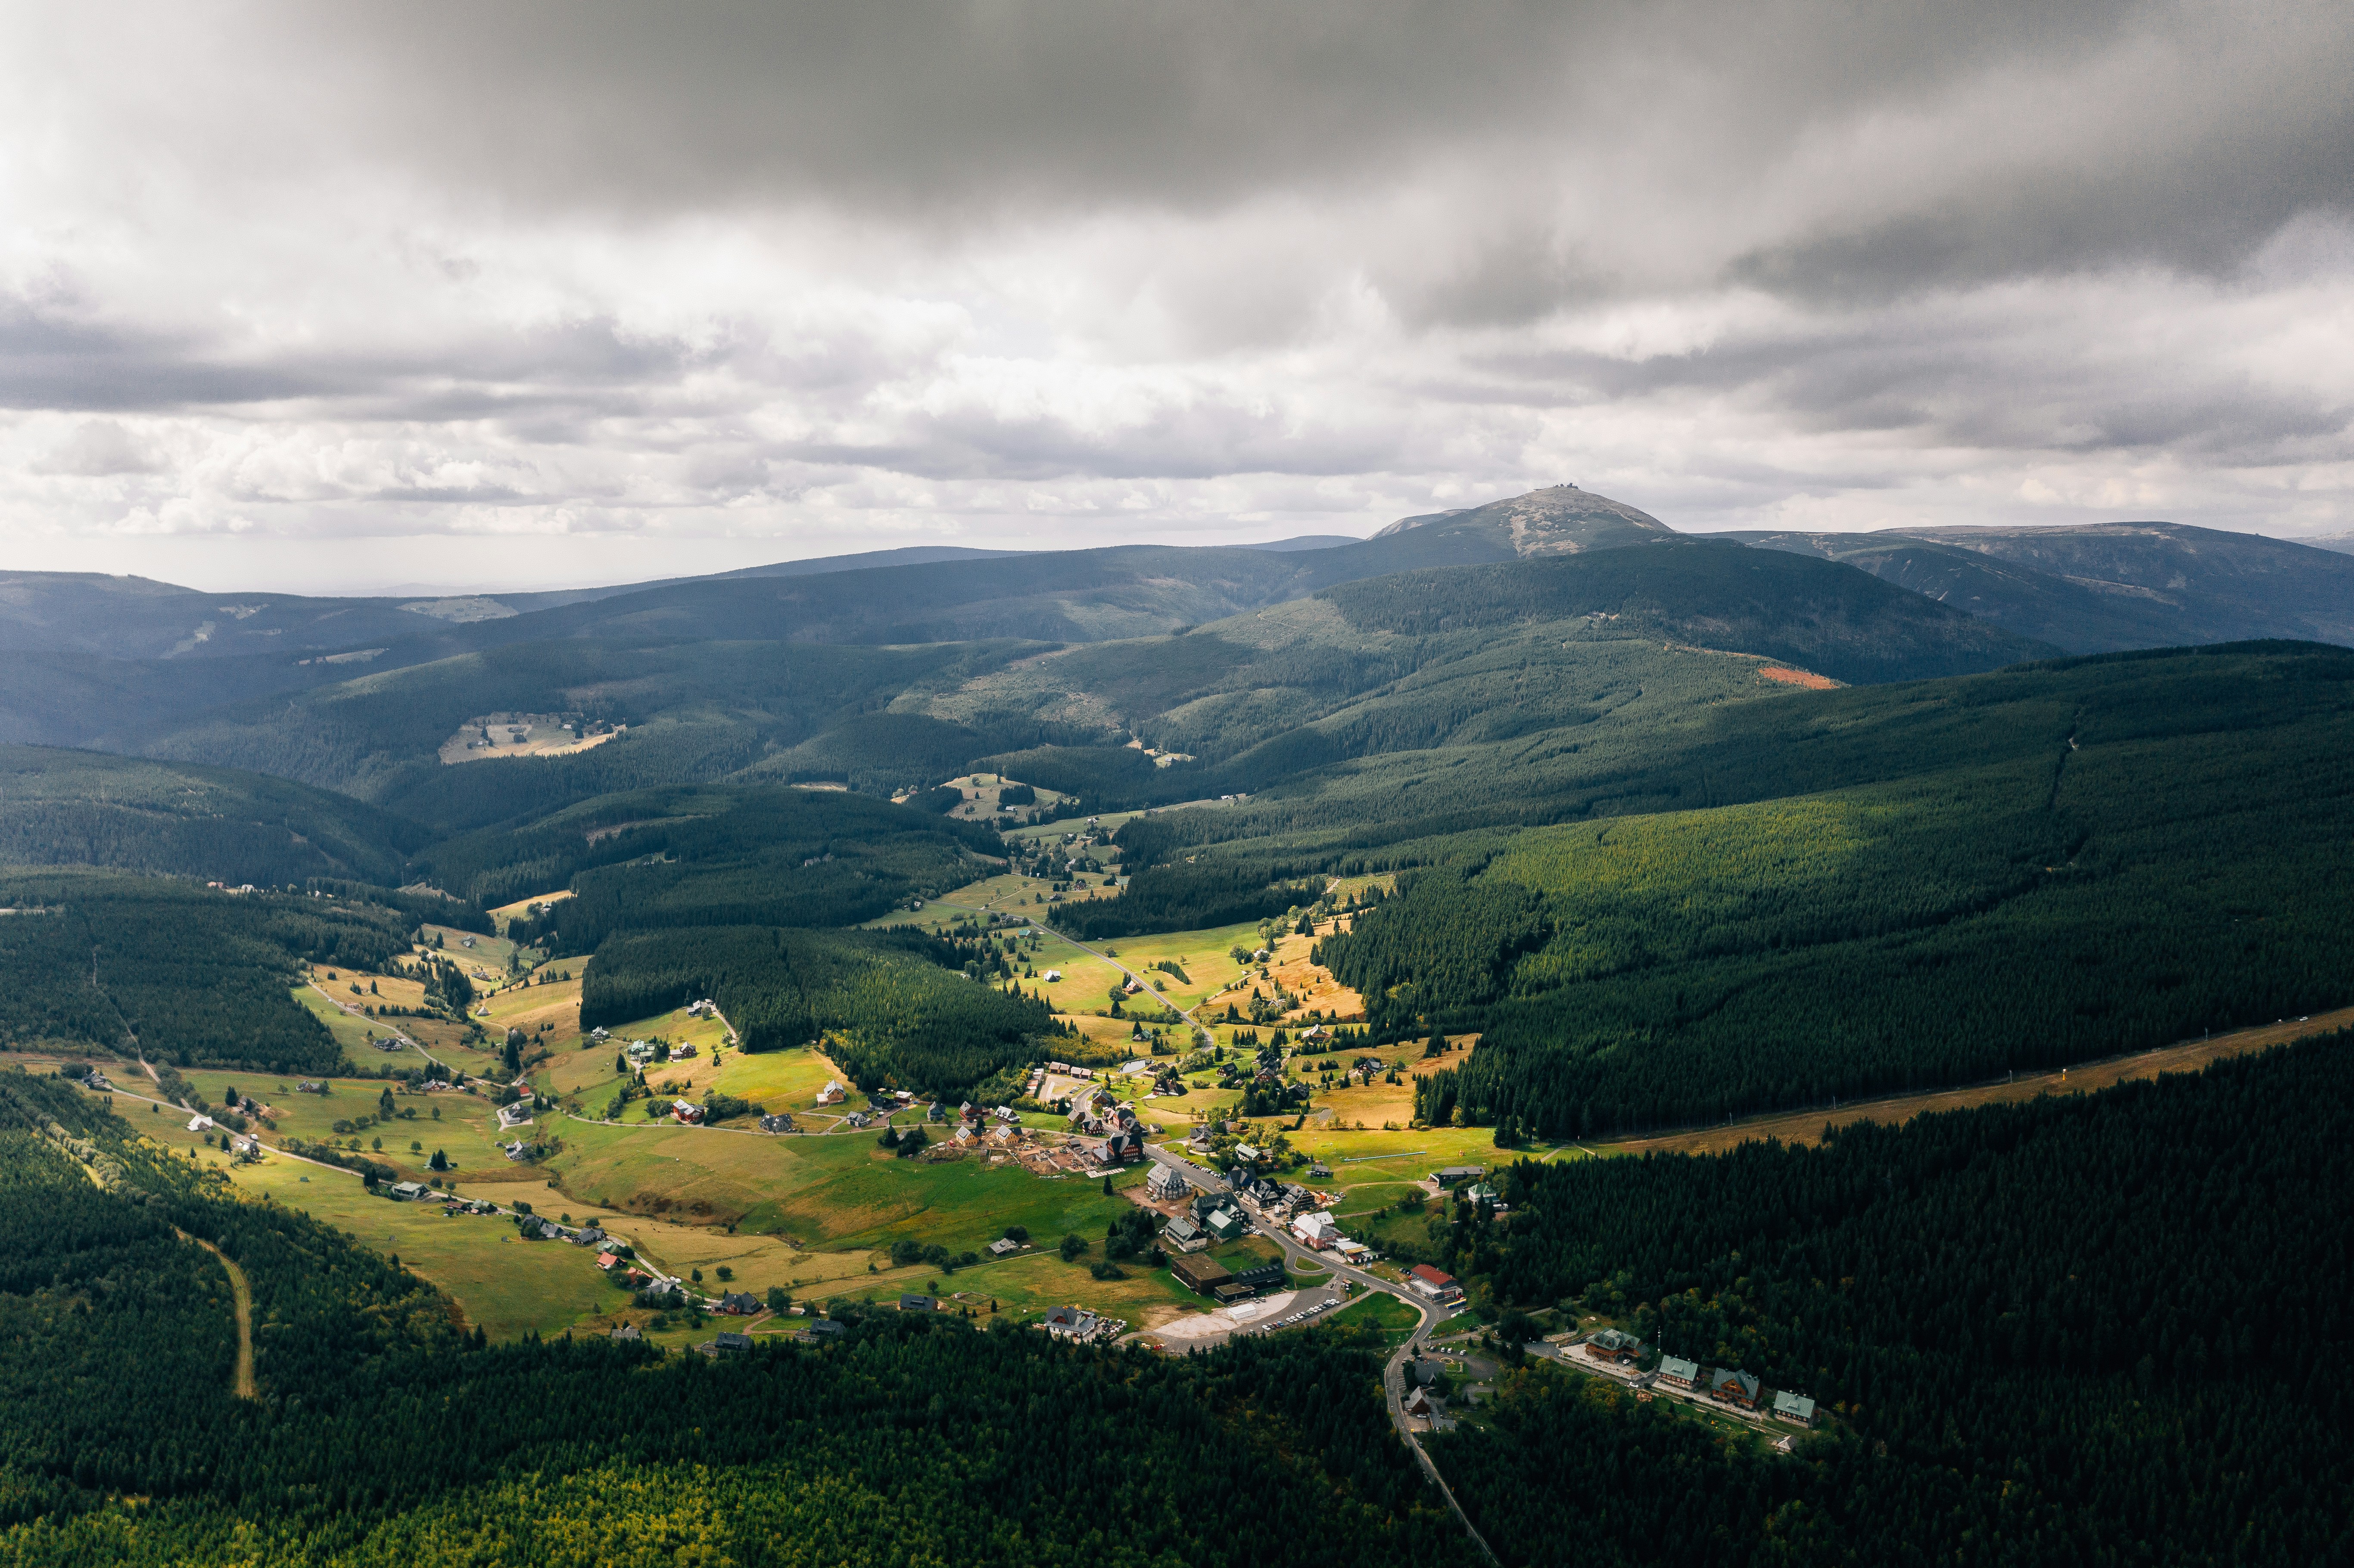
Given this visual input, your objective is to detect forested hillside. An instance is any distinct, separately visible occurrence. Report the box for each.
[0,747,421,885]
[583,925,1056,1092]
[453,784,1000,952]
[1320,642,2354,1134]
[1735,520,2354,652]
[1432,1033,2354,1566]
[0,1071,1454,1567]
[0,871,410,1072]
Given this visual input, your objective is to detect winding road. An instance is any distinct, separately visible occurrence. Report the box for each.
[1139,1143,1499,1562]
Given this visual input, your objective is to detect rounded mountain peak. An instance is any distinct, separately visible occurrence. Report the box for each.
[1372,485,1674,555]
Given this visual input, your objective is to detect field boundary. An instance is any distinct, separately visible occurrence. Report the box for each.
[1605,1005,2354,1157]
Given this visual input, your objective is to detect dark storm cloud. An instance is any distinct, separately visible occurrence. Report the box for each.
[277,0,2354,297]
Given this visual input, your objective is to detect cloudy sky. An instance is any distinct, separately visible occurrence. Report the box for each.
[3,1,2350,592]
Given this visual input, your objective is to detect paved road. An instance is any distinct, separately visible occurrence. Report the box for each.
[1138,1142,1497,1560]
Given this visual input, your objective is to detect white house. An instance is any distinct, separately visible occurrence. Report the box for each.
[816,1080,847,1105]
[1290,1211,1340,1250]
[186,1115,215,1132]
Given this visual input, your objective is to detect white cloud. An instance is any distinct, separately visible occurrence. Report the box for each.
[0,1,2348,591]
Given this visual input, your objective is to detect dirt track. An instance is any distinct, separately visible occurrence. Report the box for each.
[1608,1005,2354,1157]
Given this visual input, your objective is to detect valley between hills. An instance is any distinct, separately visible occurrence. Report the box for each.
[3,486,2352,1565]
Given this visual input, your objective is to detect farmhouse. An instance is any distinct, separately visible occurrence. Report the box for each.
[386,1181,428,1201]
[1657,1356,1701,1391]
[816,1081,847,1105]
[988,1237,1023,1257]
[186,1115,215,1132]
[1773,1391,1818,1427]
[900,1294,937,1313]
[610,1324,642,1342]
[595,1252,623,1271]
[697,1331,753,1357]
[1146,1163,1190,1200]
[1161,1214,1208,1252]
[717,1292,762,1315]
[758,1113,795,1133]
[1405,1265,1463,1303]
[1432,1165,1484,1185]
[671,1100,705,1124]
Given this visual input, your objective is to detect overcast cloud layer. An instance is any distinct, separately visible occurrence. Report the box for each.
[2,0,2351,591]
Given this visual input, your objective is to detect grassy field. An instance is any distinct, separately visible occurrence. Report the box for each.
[809,1246,1214,1334]
[487,888,573,933]
[222,1151,615,1339]
[1318,1288,1422,1347]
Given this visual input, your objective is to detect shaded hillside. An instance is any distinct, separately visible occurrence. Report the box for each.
[0,746,423,885]
[934,544,2050,816]
[143,639,1024,826]
[1731,521,2354,651]
[1313,641,2354,1133]
[1320,540,2053,682]
[441,784,1001,950]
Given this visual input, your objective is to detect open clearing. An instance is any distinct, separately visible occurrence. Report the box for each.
[437,712,617,765]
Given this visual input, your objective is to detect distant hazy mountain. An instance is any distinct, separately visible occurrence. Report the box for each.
[1722,522,2354,652]
[1241,535,1361,551]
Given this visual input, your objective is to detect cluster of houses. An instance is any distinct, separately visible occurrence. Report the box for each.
[1159,1188,1255,1253]
[1065,1092,1146,1164]
[1584,1331,1818,1427]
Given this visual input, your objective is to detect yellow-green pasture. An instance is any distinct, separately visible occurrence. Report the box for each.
[221,1151,616,1339]
[158,1065,540,1179]
[487,888,573,933]
[477,971,585,1052]
[810,1247,1213,1335]
[545,1113,1152,1253]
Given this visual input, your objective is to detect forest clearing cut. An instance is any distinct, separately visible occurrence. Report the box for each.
[1607,1003,2354,1157]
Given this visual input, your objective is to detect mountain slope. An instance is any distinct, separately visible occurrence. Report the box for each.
[1371,484,1675,554]
[1729,521,2354,651]
[0,746,424,885]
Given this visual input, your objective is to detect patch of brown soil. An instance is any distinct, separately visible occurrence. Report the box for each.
[1757,666,1837,689]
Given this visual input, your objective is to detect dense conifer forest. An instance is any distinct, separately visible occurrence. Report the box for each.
[439,784,999,947]
[1424,1032,2354,1565]
[0,872,411,1073]
[1317,642,2354,1133]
